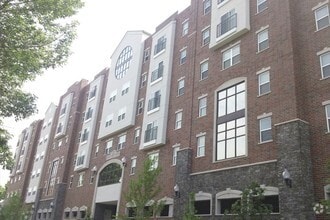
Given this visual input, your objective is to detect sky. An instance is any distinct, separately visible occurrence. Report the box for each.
[0,0,191,187]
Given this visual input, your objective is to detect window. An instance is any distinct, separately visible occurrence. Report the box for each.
[89,86,97,99]
[325,104,330,132]
[130,158,137,175]
[257,29,269,52]
[60,104,67,115]
[203,0,211,15]
[98,163,122,186]
[148,152,159,170]
[85,107,93,121]
[148,91,161,111]
[76,154,85,166]
[222,44,240,69]
[175,111,183,129]
[258,71,270,95]
[144,122,158,143]
[90,170,96,184]
[198,96,207,117]
[140,73,147,88]
[216,81,246,160]
[133,128,140,144]
[118,108,126,121]
[315,5,329,30]
[182,20,189,36]
[200,60,209,80]
[172,146,180,165]
[56,123,63,134]
[217,9,237,37]
[197,135,205,157]
[105,139,113,155]
[177,79,185,96]
[69,176,73,188]
[121,83,130,96]
[154,36,166,55]
[320,52,330,78]
[143,48,150,63]
[47,160,59,195]
[151,61,164,82]
[105,114,113,127]
[180,48,187,65]
[81,128,89,143]
[202,28,210,46]
[216,189,242,214]
[95,145,99,157]
[257,0,268,13]
[77,172,84,187]
[137,99,144,115]
[115,46,133,79]
[117,134,126,150]
[259,116,272,143]
[109,90,117,103]
[194,193,211,215]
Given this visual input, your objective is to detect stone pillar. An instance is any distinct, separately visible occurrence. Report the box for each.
[174,148,193,218]
[275,119,315,219]
[52,183,67,220]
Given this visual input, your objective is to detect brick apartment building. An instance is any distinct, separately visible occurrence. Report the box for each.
[5,0,330,219]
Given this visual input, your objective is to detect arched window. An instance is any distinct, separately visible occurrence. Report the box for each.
[98,163,122,187]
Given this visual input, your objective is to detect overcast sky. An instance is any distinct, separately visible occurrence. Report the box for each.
[1,0,191,187]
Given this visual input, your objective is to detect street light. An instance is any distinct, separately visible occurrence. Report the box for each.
[282,168,292,188]
[174,184,180,198]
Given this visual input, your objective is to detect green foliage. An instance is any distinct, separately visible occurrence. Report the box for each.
[225,182,272,220]
[0,194,30,220]
[0,124,13,170]
[0,184,7,200]
[121,158,163,220]
[0,0,83,169]
[183,193,200,220]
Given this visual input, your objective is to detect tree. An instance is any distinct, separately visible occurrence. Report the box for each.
[0,0,84,169]
[0,184,7,200]
[225,182,272,220]
[121,158,163,220]
[183,193,200,220]
[0,194,30,220]
[0,124,13,170]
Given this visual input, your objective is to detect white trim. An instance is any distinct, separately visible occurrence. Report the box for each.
[200,58,209,64]
[175,109,183,113]
[317,47,330,56]
[196,132,206,137]
[274,118,309,126]
[221,40,241,53]
[322,100,330,105]
[191,160,277,176]
[312,0,329,11]
[255,25,270,34]
[257,112,273,119]
[198,93,208,99]
[256,66,271,75]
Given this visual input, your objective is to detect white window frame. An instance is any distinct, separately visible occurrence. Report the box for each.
[133,128,140,144]
[259,115,272,143]
[182,20,189,36]
[257,0,268,13]
[257,29,269,52]
[203,0,211,15]
[109,90,117,103]
[105,139,113,155]
[137,99,144,115]
[177,78,185,96]
[320,52,330,79]
[172,146,180,166]
[202,27,210,46]
[140,73,147,88]
[200,60,209,80]
[117,134,126,150]
[130,157,137,175]
[77,172,84,187]
[314,5,330,31]
[222,44,240,69]
[175,111,183,130]
[148,152,159,170]
[258,70,270,95]
[198,96,207,117]
[105,114,113,127]
[180,48,187,65]
[325,104,330,132]
[197,135,206,157]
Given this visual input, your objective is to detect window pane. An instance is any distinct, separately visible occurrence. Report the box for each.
[217,141,226,160]
[236,117,245,127]
[260,83,270,94]
[261,130,272,142]
[236,126,245,136]
[226,139,235,158]
[227,96,236,114]
[218,132,226,141]
[227,129,235,139]
[218,100,226,116]
[218,123,226,132]
[194,200,211,215]
[260,117,271,130]
[227,120,235,130]
[236,92,245,111]
[236,136,246,156]
[316,6,328,19]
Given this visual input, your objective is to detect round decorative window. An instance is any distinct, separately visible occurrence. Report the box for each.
[114,46,133,79]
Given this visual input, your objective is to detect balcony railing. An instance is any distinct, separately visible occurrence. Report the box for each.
[216,13,237,38]
[144,126,158,143]
[148,95,161,111]
[151,64,164,82]
[154,39,167,55]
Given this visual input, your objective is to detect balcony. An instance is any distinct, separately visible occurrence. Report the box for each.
[151,64,164,83]
[216,13,237,38]
[144,126,158,143]
[147,95,161,112]
[154,39,166,55]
